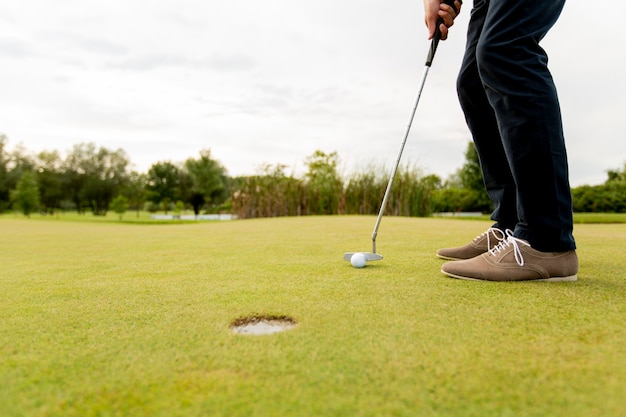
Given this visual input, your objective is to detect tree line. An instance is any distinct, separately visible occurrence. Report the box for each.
[2,134,625,218]
[1,136,229,218]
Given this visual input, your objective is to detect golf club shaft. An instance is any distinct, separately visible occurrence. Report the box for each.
[370,6,452,253]
[371,65,430,253]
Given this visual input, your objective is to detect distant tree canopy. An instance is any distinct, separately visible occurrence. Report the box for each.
[573,162,626,213]
[304,150,343,215]
[146,161,181,213]
[431,142,492,213]
[0,135,10,211]
[0,137,229,217]
[110,195,129,220]
[0,134,625,218]
[64,143,130,215]
[10,170,39,217]
[607,162,626,182]
[184,149,228,215]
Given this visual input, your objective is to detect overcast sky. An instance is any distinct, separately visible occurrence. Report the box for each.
[1,1,624,186]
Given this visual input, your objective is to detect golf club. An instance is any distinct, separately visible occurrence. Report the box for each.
[344,1,455,264]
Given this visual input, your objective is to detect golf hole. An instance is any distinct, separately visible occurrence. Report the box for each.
[230,315,297,335]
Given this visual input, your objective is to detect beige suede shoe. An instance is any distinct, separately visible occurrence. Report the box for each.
[441,231,578,282]
[436,227,506,260]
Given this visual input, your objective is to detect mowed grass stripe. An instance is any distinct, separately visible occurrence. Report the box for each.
[1,216,624,417]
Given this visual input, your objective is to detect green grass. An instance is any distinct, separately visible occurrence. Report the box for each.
[1,210,200,225]
[5,210,626,225]
[434,212,626,224]
[573,212,626,223]
[1,216,625,416]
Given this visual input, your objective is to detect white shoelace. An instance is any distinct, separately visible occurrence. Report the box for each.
[474,227,507,251]
[488,229,531,266]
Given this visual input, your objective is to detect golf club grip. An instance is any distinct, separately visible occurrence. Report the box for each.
[425,0,456,66]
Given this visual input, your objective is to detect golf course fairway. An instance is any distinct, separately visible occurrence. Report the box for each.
[1,215,624,416]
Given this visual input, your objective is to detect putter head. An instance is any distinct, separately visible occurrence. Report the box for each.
[343,252,383,262]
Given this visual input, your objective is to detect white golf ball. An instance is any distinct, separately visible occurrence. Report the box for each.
[350,253,367,268]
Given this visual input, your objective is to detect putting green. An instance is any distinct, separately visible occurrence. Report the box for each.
[1,216,624,416]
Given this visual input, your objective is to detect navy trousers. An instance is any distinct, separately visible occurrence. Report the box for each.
[456,0,576,252]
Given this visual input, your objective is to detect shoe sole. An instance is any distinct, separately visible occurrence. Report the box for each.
[442,269,578,282]
[436,254,464,261]
[436,252,489,261]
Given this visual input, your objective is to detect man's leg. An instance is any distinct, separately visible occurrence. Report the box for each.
[436,0,515,261]
[439,0,577,281]
[456,0,518,232]
[476,0,575,252]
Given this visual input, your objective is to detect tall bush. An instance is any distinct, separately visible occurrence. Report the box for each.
[11,170,40,217]
[303,151,343,215]
[343,169,385,215]
[231,164,306,219]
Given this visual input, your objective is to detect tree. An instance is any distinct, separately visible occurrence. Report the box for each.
[11,170,40,216]
[457,142,492,212]
[123,171,148,217]
[230,164,305,219]
[62,144,89,214]
[83,146,130,215]
[0,134,9,211]
[606,162,626,183]
[146,161,180,213]
[63,143,130,215]
[36,150,64,214]
[5,143,37,204]
[432,187,478,213]
[304,150,343,215]
[570,161,626,213]
[174,200,184,218]
[572,181,626,213]
[184,149,228,215]
[459,142,483,191]
[110,195,129,220]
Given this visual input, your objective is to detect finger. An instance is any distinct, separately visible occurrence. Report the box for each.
[439,3,458,18]
[454,0,463,15]
[438,9,456,28]
[439,23,449,41]
[425,17,436,40]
